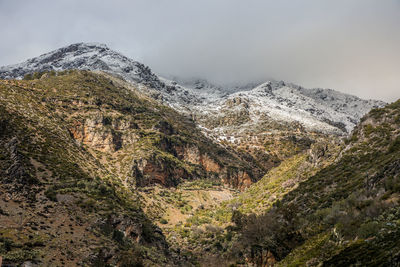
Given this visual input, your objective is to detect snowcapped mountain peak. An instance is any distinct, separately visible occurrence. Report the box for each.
[0,42,162,87]
[251,81,273,93]
[0,43,386,135]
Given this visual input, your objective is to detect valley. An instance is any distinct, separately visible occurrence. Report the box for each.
[0,43,398,266]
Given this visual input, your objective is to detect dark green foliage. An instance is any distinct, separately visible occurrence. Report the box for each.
[234,206,303,261]
[231,210,244,230]
[23,73,33,80]
[323,228,400,266]
[0,236,40,264]
[44,187,57,201]
[118,248,144,267]
[388,135,400,153]
[112,229,125,245]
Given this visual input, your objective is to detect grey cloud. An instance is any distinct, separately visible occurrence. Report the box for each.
[0,0,399,101]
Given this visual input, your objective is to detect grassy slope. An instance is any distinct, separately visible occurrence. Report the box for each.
[155,138,339,265]
[0,76,169,266]
[179,99,400,266]
[40,70,261,187]
[272,100,400,266]
[0,70,264,266]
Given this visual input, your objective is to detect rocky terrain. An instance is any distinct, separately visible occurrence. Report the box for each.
[0,43,385,187]
[0,70,263,266]
[0,74,169,266]
[0,43,385,136]
[160,99,400,266]
[0,43,398,266]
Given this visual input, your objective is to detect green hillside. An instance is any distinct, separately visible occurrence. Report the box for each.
[0,70,262,266]
[0,70,398,266]
[235,100,400,266]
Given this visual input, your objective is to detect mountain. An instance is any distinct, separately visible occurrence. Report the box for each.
[0,43,385,137]
[191,80,384,136]
[0,42,396,266]
[245,99,400,266]
[0,43,199,111]
[0,43,385,184]
[0,70,264,266]
[0,72,169,266]
[161,99,400,266]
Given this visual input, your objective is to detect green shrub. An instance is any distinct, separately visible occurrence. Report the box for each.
[23,73,33,80]
[357,221,380,239]
[44,187,57,201]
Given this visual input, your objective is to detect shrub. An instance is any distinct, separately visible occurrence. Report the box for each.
[44,187,57,201]
[357,221,380,239]
[23,73,33,80]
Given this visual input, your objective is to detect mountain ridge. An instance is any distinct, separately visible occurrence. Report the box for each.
[0,42,398,266]
[0,42,385,136]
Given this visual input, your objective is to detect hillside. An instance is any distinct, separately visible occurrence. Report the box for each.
[0,73,168,266]
[0,43,384,192]
[234,99,400,266]
[153,99,400,266]
[0,70,264,266]
[0,43,395,267]
[0,43,385,137]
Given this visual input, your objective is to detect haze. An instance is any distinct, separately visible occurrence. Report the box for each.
[0,0,399,101]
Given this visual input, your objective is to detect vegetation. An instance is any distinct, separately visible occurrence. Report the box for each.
[1,70,399,266]
[234,99,400,265]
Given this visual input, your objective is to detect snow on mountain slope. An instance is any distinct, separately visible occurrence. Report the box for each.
[0,43,157,83]
[0,42,199,110]
[0,42,385,135]
[187,80,385,135]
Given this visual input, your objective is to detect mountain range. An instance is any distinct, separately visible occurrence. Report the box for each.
[0,42,385,136]
[0,43,398,266]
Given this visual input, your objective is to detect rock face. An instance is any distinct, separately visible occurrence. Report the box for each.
[69,115,138,152]
[127,132,255,189]
[132,156,189,187]
[4,137,30,184]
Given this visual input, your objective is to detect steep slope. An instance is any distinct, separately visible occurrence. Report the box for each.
[0,70,265,266]
[0,42,198,110]
[234,99,400,266]
[8,70,262,188]
[163,98,399,266]
[0,43,394,266]
[0,43,385,191]
[151,136,341,266]
[0,76,169,266]
[191,80,384,136]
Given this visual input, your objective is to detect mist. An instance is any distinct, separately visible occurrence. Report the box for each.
[0,0,399,101]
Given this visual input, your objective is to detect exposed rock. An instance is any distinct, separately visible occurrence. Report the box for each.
[182,145,201,165]
[200,154,221,173]
[4,137,29,183]
[132,156,189,187]
[69,115,138,152]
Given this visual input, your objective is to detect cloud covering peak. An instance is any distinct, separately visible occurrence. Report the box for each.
[0,0,399,101]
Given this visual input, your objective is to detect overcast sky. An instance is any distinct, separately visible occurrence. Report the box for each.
[0,0,399,101]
